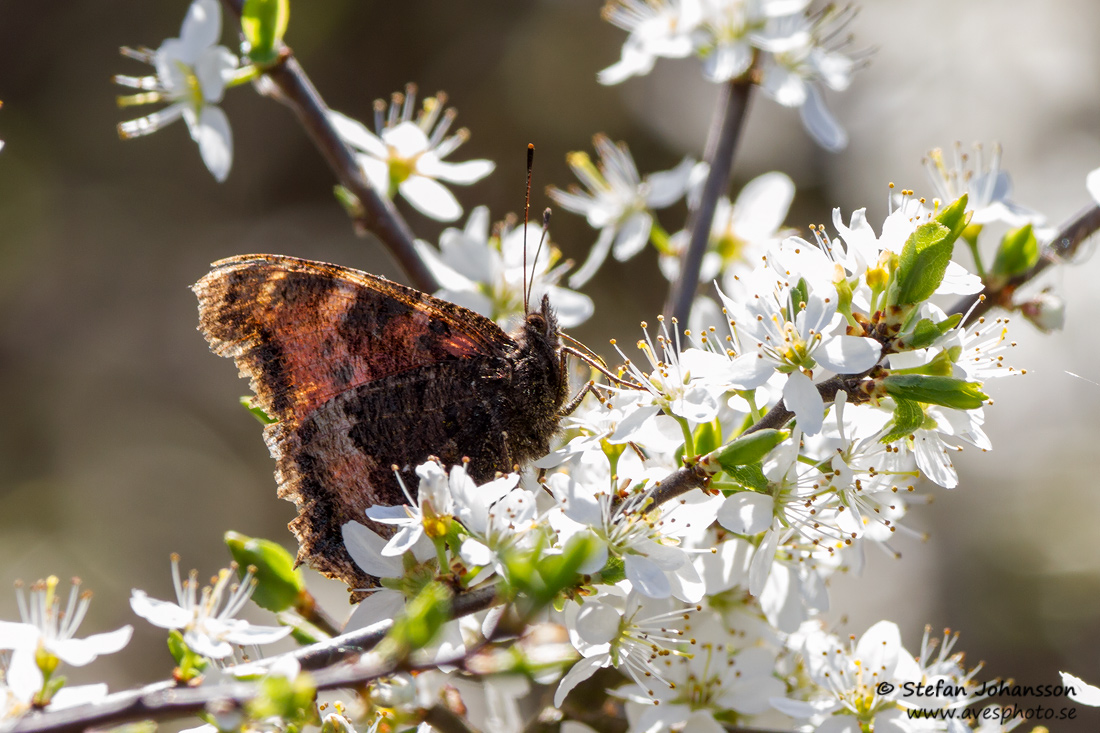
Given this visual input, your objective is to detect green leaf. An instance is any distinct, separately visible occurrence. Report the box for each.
[241,0,290,66]
[880,398,925,443]
[905,314,962,350]
[382,581,452,657]
[883,374,988,410]
[991,224,1039,279]
[241,396,276,425]
[706,429,788,473]
[891,195,970,305]
[693,419,723,457]
[225,531,305,612]
[723,463,769,492]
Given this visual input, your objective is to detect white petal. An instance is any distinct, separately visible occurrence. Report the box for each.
[179,0,222,58]
[221,622,293,647]
[542,285,594,328]
[725,352,777,390]
[399,176,462,222]
[47,684,109,710]
[799,85,847,152]
[783,371,824,436]
[569,226,616,287]
[195,46,237,103]
[184,628,233,659]
[575,602,620,645]
[357,154,392,195]
[459,538,494,567]
[1087,168,1100,206]
[328,111,388,158]
[612,211,652,261]
[7,648,42,702]
[188,105,233,182]
[1062,671,1100,707]
[0,621,40,651]
[52,626,133,666]
[597,43,655,85]
[364,504,411,523]
[129,590,190,629]
[554,655,607,707]
[732,172,795,240]
[748,528,779,597]
[815,335,881,375]
[698,538,753,593]
[717,493,774,535]
[417,156,495,184]
[345,590,406,632]
[644,157,696,208]
[342,521,402,578]
[381,121,430,159]
[624,554,672,599]
[855,620,901,677]
[703,41,752,83]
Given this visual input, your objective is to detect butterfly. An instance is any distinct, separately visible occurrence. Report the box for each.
[193,254,570,597]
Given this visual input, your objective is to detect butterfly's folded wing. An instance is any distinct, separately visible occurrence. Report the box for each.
[194,255,516,594]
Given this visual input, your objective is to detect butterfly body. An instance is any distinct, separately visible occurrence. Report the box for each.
[193,254,566,595]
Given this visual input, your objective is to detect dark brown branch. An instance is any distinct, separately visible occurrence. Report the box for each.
[665,78,753,326]
[220,0,439,293]
[3,587,501,733]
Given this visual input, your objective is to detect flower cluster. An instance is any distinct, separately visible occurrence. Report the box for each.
[325,185,1037,731]
[599,0,865,149]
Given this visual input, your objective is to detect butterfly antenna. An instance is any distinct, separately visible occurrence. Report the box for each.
[523,143,535,314]
[529,207,551,303]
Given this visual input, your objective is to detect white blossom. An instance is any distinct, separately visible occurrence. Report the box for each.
[329,85,493,222]
[130,556,290,659]
[548,135,697,286]
[114,0,238,181]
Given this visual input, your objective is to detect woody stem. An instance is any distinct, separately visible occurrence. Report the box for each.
[220,0,439,293]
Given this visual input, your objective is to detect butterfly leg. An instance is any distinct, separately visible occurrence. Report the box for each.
[560,379,595,417]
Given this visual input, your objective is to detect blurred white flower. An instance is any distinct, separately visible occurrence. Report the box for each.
[548,135,697,286]
[661,171,795,287]
[114,0,238,181]
[414,206,594,328]
[330,84,494,222]
[598,0,705,84]
[130,555,290,659]
[0,576,131,711]
[1088,167,1100,206]
[923,143,1045,226]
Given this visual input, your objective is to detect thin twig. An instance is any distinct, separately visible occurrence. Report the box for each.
[947,203,1100,321]
[2,587,501,733]
[219,0,439,293]
[664,78,753,326]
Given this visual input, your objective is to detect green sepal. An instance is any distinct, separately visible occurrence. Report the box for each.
[891,195,970,306]
[247,668,317,725]
[789,278,810,320]
[904,314,962,350]
[225,531,305,613]
[168,629,208,682]
[241,396,276,425]
[241,0,290,66]
[535,533,597,605]
[991,224,1039,279]
[883,374,988,410]
[880,398,925,443]
[705,429,788,474]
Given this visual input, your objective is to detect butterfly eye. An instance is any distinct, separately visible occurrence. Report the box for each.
[527,313,547,332]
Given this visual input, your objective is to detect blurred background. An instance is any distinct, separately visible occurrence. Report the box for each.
[1,0,1099,726]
